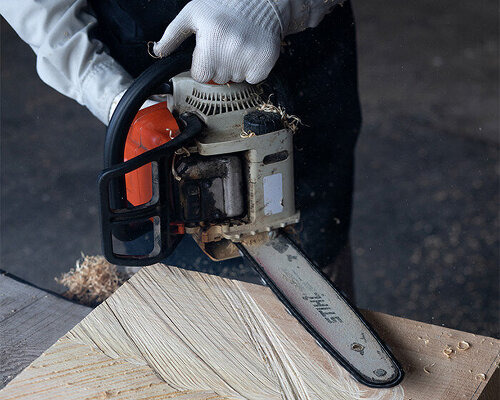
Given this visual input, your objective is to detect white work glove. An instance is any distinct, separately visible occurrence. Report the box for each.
[153,0,341,84]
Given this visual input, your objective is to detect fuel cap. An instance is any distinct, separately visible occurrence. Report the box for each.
[243,110,283,136]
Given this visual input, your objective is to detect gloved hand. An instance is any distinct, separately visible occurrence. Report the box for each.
[153,0,340,84]
[153,0,282,84]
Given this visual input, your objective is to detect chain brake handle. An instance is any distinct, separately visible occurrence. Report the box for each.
[98,52,202,266]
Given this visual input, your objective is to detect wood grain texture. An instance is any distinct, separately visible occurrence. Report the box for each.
[1,265,498,399]
[0,274,91,388]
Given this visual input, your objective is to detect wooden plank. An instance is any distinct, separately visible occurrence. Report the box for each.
[0,273,91,388]
[362,312,500,400]
[1,264,498,399]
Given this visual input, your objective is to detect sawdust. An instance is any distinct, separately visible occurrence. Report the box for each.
[256,96,302,134]
[240,130,256,138]
[56,254,127,306]
[417,336,429,345]
[240,232,271,247]
[443,346,454,358]
[146,41,161,59]
[475,373,486,381]
[283,223,303,245]
[423,363,435,374]
[457,340,471,351]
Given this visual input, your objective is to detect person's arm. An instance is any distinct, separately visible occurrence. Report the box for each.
[0,0,133,124]
[153,0,342,84]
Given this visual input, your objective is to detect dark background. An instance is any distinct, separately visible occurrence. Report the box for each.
[1,0,498,337]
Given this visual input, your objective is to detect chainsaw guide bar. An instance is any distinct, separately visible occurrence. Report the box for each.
[238,234,403,388]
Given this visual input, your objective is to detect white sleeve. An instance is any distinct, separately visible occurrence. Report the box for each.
[271,0,343,35]
[0,0,134,124]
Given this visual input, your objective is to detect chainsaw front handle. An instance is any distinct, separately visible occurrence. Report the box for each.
[104,51,192,209]
[99,51,199,266]
[99,113,202,266]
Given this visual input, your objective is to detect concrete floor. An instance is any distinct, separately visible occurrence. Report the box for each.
[1,0,498,338]
[351,0,499,338]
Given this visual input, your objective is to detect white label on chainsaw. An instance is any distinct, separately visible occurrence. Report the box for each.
[263,173,283,215]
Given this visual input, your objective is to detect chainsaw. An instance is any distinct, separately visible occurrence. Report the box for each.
[98,52,403,388]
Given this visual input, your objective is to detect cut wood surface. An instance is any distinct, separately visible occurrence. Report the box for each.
[1,265,498,399]
[0,273,91,388]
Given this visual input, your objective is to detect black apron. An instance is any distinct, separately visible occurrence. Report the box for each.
[89,0,361,294]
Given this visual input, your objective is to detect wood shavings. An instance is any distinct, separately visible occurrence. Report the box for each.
[423,363,435,374]
[240,232,270,247]
[475,373,486,381]
[457,340,471,351]
[257,96,303,134]
[417,336,429,345]
[56,254,127,306]
[240,130,256,138]
[443,346,454,358]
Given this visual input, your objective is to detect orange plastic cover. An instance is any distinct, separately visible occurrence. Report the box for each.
[124,102,180,206]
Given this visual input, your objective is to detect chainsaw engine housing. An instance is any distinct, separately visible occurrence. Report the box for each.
[99,64,300,264]
[169,73,300,260]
